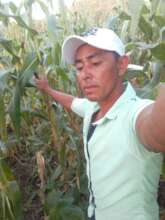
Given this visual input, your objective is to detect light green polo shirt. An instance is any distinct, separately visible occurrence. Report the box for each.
[71,83,163,220]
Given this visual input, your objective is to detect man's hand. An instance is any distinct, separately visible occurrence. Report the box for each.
[34,73,74,111]
[34,75,50,93]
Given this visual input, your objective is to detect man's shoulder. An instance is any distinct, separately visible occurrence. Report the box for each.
[71,98,97,117]
[74,97,97,107]
[130,96,154,112]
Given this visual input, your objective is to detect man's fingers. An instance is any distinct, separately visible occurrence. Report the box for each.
[33,74,49,92]
[34,72,39,79]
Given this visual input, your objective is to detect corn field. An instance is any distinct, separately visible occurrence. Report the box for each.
[0,0,165,219]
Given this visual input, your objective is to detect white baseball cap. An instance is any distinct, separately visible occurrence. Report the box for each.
[62,27,125,65]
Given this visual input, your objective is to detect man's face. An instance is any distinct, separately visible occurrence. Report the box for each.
[75,44,127,103]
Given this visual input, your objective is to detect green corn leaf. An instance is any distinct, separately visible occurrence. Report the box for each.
[8,82,21,139]
[0,159,15,182]
[139,16,153,40]
[128,0,144,39]
[143,61,164,90]
[151,0,161,16]
[141,4,150,14]
[47,15,58,42]
[0,160,22,220]
[56,66,69,81]
[19,59,38,89]
[21,108,48,121]
[0,10,38,36]
[0,38,20,62]
[125,42,137,51]
[150,61,165,86]
[51,42,61,65]
[0,95,7,142]
[156,0,165,16]
[61,206,85,220]
[127,41,165,60]
[9,2,18,14]
[47,15,62,43]
[58,0,67,13]
[49,201,85,220]
[1,192,6,220]
[151,42,165,60]
[7,181,22,220]
[44,190,63,213]
[8,52,38,138]
[119,11,131,20]
[0,68,12,92]
[154,15,165,28]
[5,196,15,220]
[120,20,130,43]
[162,162,165,180]
[36,0,49,15]
[11,15,38,36]
[51,165,62,180]
[106,16,119,30]
[160,26,165,41]
[0,73,8,143]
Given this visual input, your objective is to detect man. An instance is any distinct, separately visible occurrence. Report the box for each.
[35,27,165,220]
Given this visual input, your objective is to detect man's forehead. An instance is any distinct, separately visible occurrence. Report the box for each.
[76,44,103,55]
[75,46,109,63]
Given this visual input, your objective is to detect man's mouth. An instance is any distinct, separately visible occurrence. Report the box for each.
[83,85,99,96]
[84,85,98,90]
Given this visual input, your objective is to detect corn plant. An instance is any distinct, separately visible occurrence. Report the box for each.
[0,157,22,220]
[0,1,88,219]
[0,0,164,219]
[104,0,165,97]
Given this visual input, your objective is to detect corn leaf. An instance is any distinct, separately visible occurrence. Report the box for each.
[9,2,18,14]
[6,181,22,220]
[0,38,20,61]
[51,42,61,65]
[128,0,144,39]
[0,160,22,220]
[9,52,39,138]
[151,0,161,16]
[139,16,153,40]
[47,15,62,43]
[151,43,165,60]
[0,10,38,36]
[0,95,7,142]
[9,83,21,139]
[19,53,39,89]
[0,69,12,92]
[36,0,49,15]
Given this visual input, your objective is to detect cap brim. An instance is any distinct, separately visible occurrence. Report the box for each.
[62,36,90,65]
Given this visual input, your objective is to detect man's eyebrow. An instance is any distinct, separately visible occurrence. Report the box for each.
[75,51,106,64]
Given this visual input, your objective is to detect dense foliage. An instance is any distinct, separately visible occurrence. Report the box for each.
[0,0,164,219]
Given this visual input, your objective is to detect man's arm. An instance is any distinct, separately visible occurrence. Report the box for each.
[136,84,165,152]
[35,75,74,111]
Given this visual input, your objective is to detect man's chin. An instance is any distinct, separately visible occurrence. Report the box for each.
[85,95,98,102]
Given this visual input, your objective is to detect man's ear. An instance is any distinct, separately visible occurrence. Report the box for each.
[118,55,129,77]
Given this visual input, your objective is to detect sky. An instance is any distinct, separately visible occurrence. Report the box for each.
[1,0,75,19]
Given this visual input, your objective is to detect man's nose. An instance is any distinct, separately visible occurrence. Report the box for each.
[81,64,93,79]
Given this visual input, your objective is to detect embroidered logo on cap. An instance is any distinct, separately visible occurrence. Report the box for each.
[80,27,98,37]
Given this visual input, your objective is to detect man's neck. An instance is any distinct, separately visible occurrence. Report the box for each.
[95,83,125,121]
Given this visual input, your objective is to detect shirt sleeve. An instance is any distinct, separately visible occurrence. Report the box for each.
[132,99,154,131]
[71,98,91,118]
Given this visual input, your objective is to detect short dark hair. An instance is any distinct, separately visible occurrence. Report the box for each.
[111,51,121,60]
